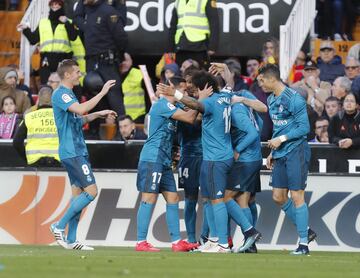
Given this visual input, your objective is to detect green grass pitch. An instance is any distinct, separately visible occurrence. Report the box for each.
[0,245,359,278]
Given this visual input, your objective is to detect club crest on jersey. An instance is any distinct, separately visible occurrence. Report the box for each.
[279,104,284,113]
[62,94,72,103]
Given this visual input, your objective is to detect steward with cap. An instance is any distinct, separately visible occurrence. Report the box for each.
[13,86,61,167]
[17,0,78,84]
[168,0,219,68]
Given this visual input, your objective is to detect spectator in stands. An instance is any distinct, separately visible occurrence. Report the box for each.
[331,76,352,105]
[328,93,360,149]
[350,75,360,105]
[13,86,61,166]
[7,64,34,105]
[17,0,78,84]
[47,72,61,91]
[0,96,20,139]
[262,38,279,65]
[120,53,146,123]
[246,58,260,85]
[161,63,181,84]
[348,43,360,61]
[292,60,331,116]
[344,57,360,81]
[310,116,329,143]
[114,115,147,141]
[289,50,306,84]
[0,67,31,114]
[168,0,219,68]
[324,96,341,120]
[317,41,345,84]
[180,59,200,74]
[224,58,249,91]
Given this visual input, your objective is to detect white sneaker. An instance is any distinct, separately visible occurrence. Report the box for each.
[201,243,231,253]
[49,222,67,248]
[66,241,94,251]
[198,240,218,251]
[334,33,342,41]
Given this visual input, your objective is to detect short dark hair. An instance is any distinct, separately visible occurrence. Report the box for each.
[57,59,79,79]
[258,64,281,81]
[325,96,339,103]
[314,116,329,129]
[168,76,186,87]
[1,95,16,108]
[118,115,134,123]
[192,70,218,91]
[183,65,199,79]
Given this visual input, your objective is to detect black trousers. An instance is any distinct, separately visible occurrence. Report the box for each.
[39,52,72,85]
[86,57,125,138]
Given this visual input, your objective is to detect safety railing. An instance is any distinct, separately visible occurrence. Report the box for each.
[279,0,317,81]
[19,0,49,86]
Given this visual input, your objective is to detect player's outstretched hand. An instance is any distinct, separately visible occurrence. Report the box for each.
[198,83,213,100]
[268,137,282,150]
[97,110,118,120]
[266,153,273,170]
[156,83,175,97]
[100,80,116,95]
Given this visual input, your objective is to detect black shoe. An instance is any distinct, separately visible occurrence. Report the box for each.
[244,243,258,253]
[308,228,317,244]
[290,244,309,255]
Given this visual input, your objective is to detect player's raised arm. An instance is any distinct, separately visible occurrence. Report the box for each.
[68,80,116,115]
[232,95,268,113]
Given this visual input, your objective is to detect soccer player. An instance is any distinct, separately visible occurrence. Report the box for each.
[135,76,207,252]
[257,64,316,255]
[177,68,205,245]
[158,71,260,253]
[50,59,117,250]
[225,90,263,253]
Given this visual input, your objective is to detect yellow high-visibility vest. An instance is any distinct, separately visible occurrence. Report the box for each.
[70,36,86,85]
[39,18,72,53]
[24,108,60,165]
[122,68,146,120]
[174,0,210,44]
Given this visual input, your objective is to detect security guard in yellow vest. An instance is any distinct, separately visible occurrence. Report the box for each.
[122,68,146,122]
[168,0,219,68]
[17,0,78,84]
[13,86,61,167]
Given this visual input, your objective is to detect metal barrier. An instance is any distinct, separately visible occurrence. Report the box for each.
[279,0,317,81]
[19,0,49,86]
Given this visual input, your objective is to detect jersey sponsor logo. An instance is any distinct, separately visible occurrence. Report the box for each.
[167,122,176,131]
[61,94,73,103]
[167,103,176,111]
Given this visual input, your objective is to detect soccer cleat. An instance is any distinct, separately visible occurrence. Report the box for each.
[198,235,208,246]
[228,236,234,249]
[187,242,200,250]
[290,244,310,255]
[49,222,67,248]
[197,239,218,251]
[233,230,262,253]
[135,241,161,252]
[201,243,231,253]
[308,228,317,244]
[172,240,193,252]
[244,243,258,254]
[66,241,94,251]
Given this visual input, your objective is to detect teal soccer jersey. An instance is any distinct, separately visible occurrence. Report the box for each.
[267,87,310,159]
[51,85,88,160]
[200,91,233,161]
[231,102,262,162]
[177,121,202,157]
[139,97,178,167]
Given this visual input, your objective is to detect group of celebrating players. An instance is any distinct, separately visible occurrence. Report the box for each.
[48,59,316,255]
